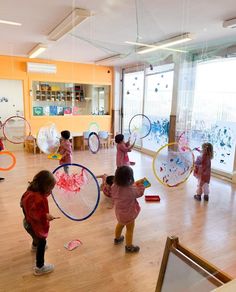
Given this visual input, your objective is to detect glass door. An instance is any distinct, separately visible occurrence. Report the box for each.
[122,70,144,147]
[142,69,174,152]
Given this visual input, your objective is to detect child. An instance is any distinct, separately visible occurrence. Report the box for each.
[193,143,213,201]
[20,170,57,276]
[58,130,72,174]
[115,134,135,168]
[111,166,145,253]
[96,174,115,208]
[97,174,115,198]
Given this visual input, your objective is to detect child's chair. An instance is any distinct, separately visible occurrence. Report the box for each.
[24,135,41,154]
[98,131,109,148]
[82,131,91,150]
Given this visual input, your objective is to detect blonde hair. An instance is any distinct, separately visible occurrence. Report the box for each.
[202,143,214,159]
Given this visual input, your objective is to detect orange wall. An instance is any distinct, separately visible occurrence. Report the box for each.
[0,55,113,134]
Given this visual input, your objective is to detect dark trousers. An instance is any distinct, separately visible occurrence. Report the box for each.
[23,219,46,268]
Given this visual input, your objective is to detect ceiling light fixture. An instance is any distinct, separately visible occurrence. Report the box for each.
[223,18,236,29]
[95,54,124,65]
[125,41,187,53]
[126,33,192,54]
[0,19,22,26]
[28,44,47,59]
[48,8,91,41]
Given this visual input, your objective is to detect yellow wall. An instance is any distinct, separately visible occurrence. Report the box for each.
[0,55,113,135]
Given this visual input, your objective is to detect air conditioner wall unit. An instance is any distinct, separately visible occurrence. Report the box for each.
[26,62,57,74]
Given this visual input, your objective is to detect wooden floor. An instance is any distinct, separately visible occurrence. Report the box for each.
[0,148,236,292]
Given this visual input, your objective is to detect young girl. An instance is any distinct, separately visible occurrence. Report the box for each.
[97,174,115,208]
[194,143,213,201]
[20,170,57,276]
[111,166,145,253]
[58,130,72,173]
[115,134,135,168]
[96,174,115,198]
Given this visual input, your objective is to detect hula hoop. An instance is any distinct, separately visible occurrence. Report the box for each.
[128,114,152,139]
[152,142,194,187]
[88,132,100,154]
[0,151,16,171]
[3,116,31,144]
[52,163,100,221]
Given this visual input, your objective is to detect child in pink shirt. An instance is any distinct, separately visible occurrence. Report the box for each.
[111,166,145,253]
[96,174,115,208]
[194,143,213,201]
[115,134,135,167]
[58,130,72,174]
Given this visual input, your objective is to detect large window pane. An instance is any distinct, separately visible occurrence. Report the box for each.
[122,71,144,144]
[191,59,236,173]
[143,70,173,151]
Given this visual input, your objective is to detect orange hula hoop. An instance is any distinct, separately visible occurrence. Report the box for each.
[0,151,16,171]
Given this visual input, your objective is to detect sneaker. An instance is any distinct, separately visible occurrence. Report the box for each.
[0,177,5,181]
[204,195,209,201]
[194,195,201,201]
[114,235,124,245]
[125,245,140,253]
[34,263,54,276]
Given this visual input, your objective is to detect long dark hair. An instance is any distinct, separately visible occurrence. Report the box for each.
[27,170,56,194]
[202,143,214,159]
[114,166,134,187]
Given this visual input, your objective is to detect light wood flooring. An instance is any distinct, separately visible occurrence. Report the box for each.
[0,148,236,292]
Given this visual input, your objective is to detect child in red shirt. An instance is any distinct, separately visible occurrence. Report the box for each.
[20,170,57,276]
[194,143,213,201]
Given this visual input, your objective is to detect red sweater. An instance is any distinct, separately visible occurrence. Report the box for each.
[21,191,49,238]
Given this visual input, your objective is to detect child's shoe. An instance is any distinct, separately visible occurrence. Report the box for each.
[114,235,124,245]
[194,195,201,201]
[34,263,54,276]
[125,245,140,253]
[203,195,209,201]
[130,161,135,166]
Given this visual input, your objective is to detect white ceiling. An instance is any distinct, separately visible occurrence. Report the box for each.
[0,0,236,66]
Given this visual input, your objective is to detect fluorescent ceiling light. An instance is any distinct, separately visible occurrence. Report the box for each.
[48,8,91,41]
[95,54,124,65]
[28,44,47,59]
[223,18,236,28]
[125,41,187,53]
[0,19,22,26]
[27,62,57,74]
[126,33,192,54]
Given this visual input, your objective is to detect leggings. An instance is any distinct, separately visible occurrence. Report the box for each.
[115,221,135,246]
[23,219,47,268]
[196,180,209,196]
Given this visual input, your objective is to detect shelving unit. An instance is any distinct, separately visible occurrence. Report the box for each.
[31,81,110,116]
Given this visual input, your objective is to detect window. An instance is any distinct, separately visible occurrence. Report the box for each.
[191,58,236,173]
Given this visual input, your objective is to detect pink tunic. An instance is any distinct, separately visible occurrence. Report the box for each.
[58,140,72,165]
[194,154,211,185]
[111,184,144,225]
[101,174,112,198]
[116,143,131,167]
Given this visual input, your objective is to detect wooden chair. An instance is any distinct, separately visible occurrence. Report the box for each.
[24,135,40,154]
[98,131,109,149]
